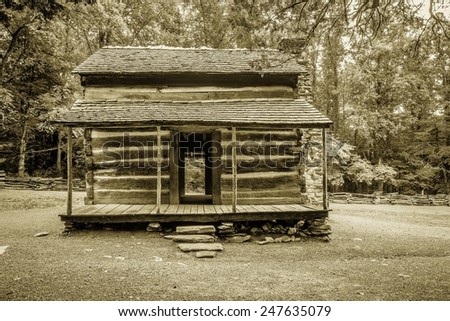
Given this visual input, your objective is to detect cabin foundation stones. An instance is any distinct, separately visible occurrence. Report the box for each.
[163,219,331,258]
[146,222,162,232]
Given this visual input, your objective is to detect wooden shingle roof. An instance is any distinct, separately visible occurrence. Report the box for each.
[55,99,332,128]
[73,47,306,75]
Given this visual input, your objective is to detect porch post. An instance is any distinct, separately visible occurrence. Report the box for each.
[322,128,328,210]
[66,127,73,216]
[156,126,162,214]
[232,126,237,213]
[169,131,179,204]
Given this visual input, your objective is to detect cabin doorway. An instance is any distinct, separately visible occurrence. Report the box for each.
[170,131,221,205]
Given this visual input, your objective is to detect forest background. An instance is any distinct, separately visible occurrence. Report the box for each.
[0,0,449,195]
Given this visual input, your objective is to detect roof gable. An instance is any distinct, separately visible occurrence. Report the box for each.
[73,47,306,76]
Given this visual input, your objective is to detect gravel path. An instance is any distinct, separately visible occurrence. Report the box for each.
[0,190,449,300]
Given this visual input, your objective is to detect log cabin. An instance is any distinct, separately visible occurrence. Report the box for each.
[55,46,332,226]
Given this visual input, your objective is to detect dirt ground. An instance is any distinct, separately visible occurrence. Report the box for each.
[0,189,449,301]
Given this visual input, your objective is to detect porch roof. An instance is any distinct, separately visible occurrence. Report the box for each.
[54,98,333,128]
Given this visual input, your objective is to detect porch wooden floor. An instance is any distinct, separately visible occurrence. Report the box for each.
[61,204,329,224]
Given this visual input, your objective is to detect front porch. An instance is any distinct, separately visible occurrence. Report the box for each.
[60,203,329,224]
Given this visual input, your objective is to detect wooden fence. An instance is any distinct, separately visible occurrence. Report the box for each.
[329,192,449,206]
[0,175,84,192]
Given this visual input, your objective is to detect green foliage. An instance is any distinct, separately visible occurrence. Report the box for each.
[328,136,397,191]
[321,7,450,193]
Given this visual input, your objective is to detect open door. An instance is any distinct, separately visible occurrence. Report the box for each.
[169,131,221,205]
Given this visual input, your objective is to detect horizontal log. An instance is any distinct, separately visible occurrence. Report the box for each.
[220,141,298,157]
[92,147,169,162]
[221,171,299,178]
[221,197,305,205]
[94,168,169,177]
[220,129,297,142]
[221,140,296,147]
[222,165,297,174]
[210,90,292,99]
[93,189,170,204]
[93,197,171,205]
[91,135,171,149]
[85,85,294,100]
[221,172,299,190]
[91,158,170,170]
[221,155,301,172]
[92,128,171,137]
[85,91,294,101]
[221,188,304,198]
[86,90,209,101]
[93,175,170,190]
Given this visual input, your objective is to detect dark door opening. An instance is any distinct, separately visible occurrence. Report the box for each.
[178,133,213,204]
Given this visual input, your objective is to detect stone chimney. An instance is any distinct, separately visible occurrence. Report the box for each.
[278,38,307,54]
[279,38,312,103]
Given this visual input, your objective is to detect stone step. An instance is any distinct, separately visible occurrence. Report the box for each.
[176,225,216,235]
[164,234,216,243]
[177,243,223,252]
[195,251,217,258]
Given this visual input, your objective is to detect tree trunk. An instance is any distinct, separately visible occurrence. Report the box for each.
[443,70,450,193]
[331,48,340,133]
[56,129,63,177]
[443,70,450,147]
[322,26,343,134]
[18,123,27,178]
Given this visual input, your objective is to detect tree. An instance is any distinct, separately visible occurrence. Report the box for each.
[0,2,74,177]
[121,0,185,47]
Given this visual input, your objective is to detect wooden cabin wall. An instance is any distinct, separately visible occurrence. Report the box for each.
[83,126,324,206]
[218,128,324,206]
[84,127,170,204]
[79,73,325,206]
[84,85,294,100]
[220,128,308,205]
